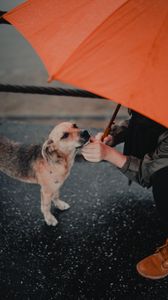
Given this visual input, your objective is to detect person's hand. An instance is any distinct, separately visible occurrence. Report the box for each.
[82,137,127,168]
[95,132,113,146]
[81,139,109,162]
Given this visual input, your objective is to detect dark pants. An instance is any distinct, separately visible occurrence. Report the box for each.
[152,167,168,234]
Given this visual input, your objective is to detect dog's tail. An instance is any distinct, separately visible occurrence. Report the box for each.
[0,136,22,177]
[0,135,11,143]
[0,136,19,164]
[0,135,19,150]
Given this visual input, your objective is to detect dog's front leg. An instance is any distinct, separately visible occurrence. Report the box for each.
[52,190,70,211]
[41,188,58,226]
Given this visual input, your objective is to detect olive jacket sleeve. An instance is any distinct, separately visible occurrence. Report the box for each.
[120,131,168,188]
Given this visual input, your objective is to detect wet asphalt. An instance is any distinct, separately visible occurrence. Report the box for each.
[0,122,168,300]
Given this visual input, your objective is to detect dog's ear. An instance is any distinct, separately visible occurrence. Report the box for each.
[42,139,58,163]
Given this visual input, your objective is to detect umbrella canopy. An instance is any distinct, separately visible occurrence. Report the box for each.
[3,0,168,127]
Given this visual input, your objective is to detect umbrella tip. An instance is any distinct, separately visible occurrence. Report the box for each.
[48,75,54,83]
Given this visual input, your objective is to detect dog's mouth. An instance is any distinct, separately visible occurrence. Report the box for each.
[76,130,90,149]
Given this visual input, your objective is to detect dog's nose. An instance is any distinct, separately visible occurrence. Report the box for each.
[80,130,90,140]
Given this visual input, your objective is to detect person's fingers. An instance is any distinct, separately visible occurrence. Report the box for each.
[103,135,113,145]
[81,151,98,157]
[82,144,98,150]
[81,149,100,157]
[81,149,100,158]
[104,135,111,141]
[82,152,103,162]
[81,141,105,162]
[82,154,100,162]
[93,134,112,144]
[95,132,103,141]
[90,136,96,142]
[82,143,100,151]
[81,148,100,157]
[104,135,112,142]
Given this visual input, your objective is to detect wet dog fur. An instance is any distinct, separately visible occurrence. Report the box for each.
[0,122,90,226]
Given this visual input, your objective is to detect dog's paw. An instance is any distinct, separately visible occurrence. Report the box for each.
[55,199,70,211]
[45,214,58,226]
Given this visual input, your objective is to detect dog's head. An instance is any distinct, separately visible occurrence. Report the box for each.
[42,122,90,162]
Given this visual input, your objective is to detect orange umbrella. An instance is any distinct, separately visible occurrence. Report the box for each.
[3,0,168,127]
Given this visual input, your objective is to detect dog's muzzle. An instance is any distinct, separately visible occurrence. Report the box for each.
[75,130,90,149]
[80,130,90,144]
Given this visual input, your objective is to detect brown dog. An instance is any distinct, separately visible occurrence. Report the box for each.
[0,122,90,226]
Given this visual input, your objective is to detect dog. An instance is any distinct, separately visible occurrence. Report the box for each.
[0,122,90,226]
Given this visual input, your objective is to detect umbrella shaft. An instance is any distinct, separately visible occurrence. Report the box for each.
[101,104,121,141]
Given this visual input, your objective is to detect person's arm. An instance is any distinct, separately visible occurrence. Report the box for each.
[81,140,143,185]
[81,140,137,170]
[103,145,127,168]
[82,130,168,188]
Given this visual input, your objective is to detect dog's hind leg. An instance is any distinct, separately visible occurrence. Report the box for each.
[52,191,70,211]
[41,188,58,226]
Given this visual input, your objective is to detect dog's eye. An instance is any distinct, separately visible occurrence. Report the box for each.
[73,124,78,129]
[61,132,69,139]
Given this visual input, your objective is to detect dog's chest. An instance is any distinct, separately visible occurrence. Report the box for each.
[48,155,74,184]
[50,164,69,182]
[35,154,75,187]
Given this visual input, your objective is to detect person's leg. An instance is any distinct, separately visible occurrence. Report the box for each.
[136,167,168,279]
